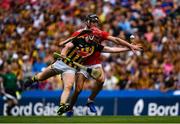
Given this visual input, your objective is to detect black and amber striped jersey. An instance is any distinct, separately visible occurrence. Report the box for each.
[62,37,104,69]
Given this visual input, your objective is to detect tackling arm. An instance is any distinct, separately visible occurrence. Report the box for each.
[107,36,142,53]
[107,36,132,47]
[102,43,142,53]
[102,46,130,53]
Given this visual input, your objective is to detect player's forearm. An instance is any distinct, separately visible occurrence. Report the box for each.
[61,47,68,57]
[59,41,65,47]
[107,36,132,48]
[61,42,74,57]
[115,37,133,48]
[102,47,130,53]
[59,37,73,47]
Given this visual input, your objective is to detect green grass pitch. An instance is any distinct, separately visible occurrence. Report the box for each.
[0,116,180,123]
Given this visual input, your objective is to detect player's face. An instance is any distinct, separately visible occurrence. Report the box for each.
[86,21,98,28]
[90,21,98,27]
[91,22,98,27]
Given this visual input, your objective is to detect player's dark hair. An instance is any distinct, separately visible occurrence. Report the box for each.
[84,14,99,23]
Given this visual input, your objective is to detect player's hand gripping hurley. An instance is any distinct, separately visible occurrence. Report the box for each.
[53,52,101,79]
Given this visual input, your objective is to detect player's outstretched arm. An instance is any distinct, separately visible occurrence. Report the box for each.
[102,44,142,53]
[107,36,131,47]
[102,46,130,53]
[107,36,141,54]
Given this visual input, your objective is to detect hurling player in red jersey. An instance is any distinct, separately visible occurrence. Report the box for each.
[61,14,142,116]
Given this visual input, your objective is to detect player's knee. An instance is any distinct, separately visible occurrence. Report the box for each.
[96,76,105,85]
[96,70,105,83]
[64,86,72,92]
[64,83,73,91]
[63,87,71,95]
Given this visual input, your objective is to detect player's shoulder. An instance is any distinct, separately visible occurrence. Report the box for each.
[91,27,109,37]
[72,28,85,36]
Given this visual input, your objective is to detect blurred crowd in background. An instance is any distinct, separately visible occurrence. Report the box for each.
[0,0,179,92]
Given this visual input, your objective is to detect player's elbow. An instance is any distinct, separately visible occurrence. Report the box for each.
[107,36,116,41]
[65,42,73,48]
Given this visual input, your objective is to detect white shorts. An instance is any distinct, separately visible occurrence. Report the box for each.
[78,64,102,79]
[51,60,76,75]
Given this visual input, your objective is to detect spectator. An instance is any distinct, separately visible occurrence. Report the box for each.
[32,56,47,74]
[0,63,20,115]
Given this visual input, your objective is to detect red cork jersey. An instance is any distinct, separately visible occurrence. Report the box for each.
[84,27,109,65]
[71,27,109,65]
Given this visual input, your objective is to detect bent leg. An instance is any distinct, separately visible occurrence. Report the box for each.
[24,65,58,89]
[24,65,58,88]
[35,66,58,81]
[57,72,75,115]
[88,66,105,101]
[60,72,75,104]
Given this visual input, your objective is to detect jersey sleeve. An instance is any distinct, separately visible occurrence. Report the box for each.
[70,30,82,45]
[71,39,78,46]
[101,31,109,40]
[91,27,109,40]
[71,31,80,37]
